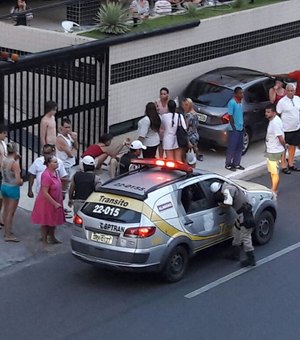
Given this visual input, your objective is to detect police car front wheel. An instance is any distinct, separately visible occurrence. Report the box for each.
[252,210,275,245]
[161,245,189,283]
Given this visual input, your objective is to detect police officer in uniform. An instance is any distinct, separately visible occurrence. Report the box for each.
[210,181,256,267]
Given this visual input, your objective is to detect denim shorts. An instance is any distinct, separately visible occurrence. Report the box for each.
[1,184,20,200]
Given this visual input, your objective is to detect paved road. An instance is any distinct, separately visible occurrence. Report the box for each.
[1,170,300,340]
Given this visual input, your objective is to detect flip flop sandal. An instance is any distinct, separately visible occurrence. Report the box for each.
[4,236,20,242]
[289,166,300,171]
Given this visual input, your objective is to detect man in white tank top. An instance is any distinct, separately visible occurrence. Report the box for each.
[56,117,78,176]
[56,118,78,210]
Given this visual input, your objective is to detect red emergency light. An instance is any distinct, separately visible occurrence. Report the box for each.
[131,158,193,173]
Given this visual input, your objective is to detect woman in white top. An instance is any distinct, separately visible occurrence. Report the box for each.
[155,87,170,158]
[161,100,187,161]
[138,102,161,158]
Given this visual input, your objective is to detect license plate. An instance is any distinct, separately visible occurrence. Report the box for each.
[91,232,113,245]
[197,113,207,122]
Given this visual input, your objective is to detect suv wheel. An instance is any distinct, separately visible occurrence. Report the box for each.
[252,210,274,245]
[161,245,189,283]
[242,128,251,155]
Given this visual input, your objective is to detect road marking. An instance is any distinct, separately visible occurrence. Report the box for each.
[185,241,300,299]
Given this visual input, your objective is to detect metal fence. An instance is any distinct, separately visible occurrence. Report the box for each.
[0,44,109,177]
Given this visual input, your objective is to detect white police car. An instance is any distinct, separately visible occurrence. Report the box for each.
[71,159,276,282]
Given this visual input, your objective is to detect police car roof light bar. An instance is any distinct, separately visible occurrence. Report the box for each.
[131,158,193,173]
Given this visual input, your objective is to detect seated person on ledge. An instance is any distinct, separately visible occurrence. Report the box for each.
[154,0,172,14]
[130,0,150,22]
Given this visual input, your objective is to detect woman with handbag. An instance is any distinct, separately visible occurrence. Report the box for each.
[182,98,204,161]
[161,100,187,161]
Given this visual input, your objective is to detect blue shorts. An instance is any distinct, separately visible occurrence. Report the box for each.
[1,184,20,200]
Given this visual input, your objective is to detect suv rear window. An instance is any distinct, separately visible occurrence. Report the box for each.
[184,80,233,107]
[82,202,141,223]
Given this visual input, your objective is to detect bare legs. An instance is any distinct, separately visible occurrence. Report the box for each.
[270,173,280,195]
[165,149,182,161]
[3,197,19,241]
[40,225,60,245]
[281,145,296,169]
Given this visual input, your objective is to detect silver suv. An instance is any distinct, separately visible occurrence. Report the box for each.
[71,159,276,282]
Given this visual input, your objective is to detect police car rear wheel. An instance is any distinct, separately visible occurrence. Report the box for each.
[253,210,274,245]
[161,246,188,283]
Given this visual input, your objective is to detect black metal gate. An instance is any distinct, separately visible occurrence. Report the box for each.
[0,43,109,176]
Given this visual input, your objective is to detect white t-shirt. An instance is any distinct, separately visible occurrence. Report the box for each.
[161,112,187,150]
[266,115,285,154]
[28,156,68,193]
[138,116,160,147]
[276,95,300,132]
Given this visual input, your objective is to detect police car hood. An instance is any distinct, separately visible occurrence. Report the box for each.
[233,180,272,193]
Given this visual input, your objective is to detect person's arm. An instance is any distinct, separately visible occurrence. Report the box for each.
[269,87,277,104]
[276,101,283,115]
[94,175,102,191]
[227,100,235,130]
[70,132,79,151]
[103,140,130,158]
[228,115,235,130]
[138,118,149,142]
[11,161,23,186]
[278,135,286,148]
[27,174,36,198]
[41,186,61,209]
[56,135,74,157]
[40,118,47,147]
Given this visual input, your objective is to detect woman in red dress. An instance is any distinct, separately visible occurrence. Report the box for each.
[31,155,65,244]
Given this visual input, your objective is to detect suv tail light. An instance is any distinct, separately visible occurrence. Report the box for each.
[124,227,156,238]
[221,113,230,124]
[73,214,83,227]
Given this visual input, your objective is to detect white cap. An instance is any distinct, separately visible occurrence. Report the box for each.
[186,152,197,165]
[130,140,147,150]
[82,155,95,166]
[210,182,221,193]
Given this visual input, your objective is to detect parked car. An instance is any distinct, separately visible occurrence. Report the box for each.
[71,159,277,282]
[176,67,275,153]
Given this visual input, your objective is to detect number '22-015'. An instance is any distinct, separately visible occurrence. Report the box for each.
[92,205,120,216]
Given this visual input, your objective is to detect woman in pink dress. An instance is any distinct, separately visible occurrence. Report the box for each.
[31,155,65,244]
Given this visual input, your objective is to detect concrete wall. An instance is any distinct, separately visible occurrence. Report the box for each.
[0,22,93,53]
[108,0,300,127]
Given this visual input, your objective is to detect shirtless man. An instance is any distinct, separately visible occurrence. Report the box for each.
[40,101,58,147]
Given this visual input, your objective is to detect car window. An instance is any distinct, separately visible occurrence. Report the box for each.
[184,80,233,107]
[181,183,209,214]
[81,202,141,223]
[245,82,269,103]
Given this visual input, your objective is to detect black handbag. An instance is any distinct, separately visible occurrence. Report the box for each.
[176,114,188,148]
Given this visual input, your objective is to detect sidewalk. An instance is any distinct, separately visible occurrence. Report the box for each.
[1,140,270,274]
